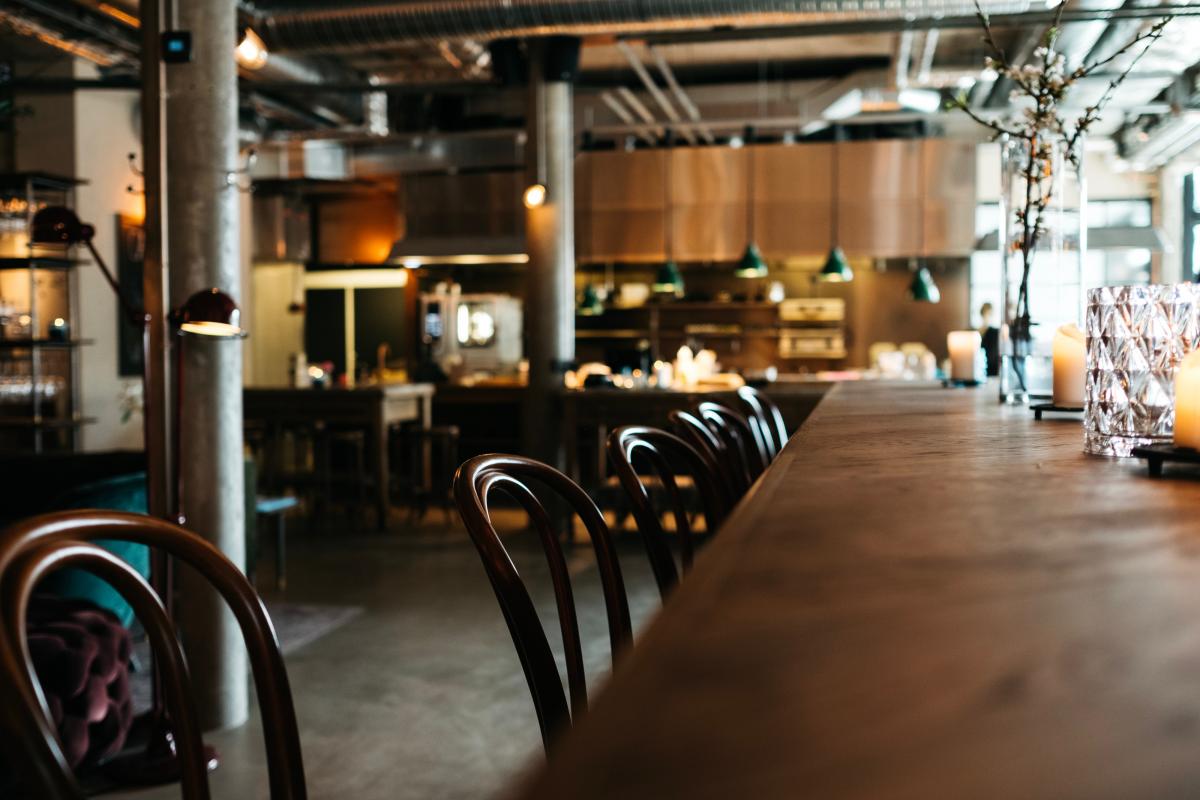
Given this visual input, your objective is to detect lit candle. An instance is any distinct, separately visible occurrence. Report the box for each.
[1175,350,1200,449]
[1052,323,1086,407]
[947,330,981,382]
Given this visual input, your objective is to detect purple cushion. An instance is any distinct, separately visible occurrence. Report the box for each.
[26,595,134,768]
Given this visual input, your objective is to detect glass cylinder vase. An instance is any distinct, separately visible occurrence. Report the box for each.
[998,134,1087,404]
[1084,284,1200,457]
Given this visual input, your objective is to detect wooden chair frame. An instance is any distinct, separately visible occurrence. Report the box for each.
[606,426,730,597]
[695,401,770,484]
[670,409,748,500]
[0,510,306,800]
[736,386,790,461]
[453,455,632,754]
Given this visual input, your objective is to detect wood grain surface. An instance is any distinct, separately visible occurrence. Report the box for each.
[511,381,1200,800]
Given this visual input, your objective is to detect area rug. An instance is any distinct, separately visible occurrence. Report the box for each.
[130,602,364,711]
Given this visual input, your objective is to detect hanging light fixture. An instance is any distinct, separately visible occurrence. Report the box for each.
[819,134,853,283]
[908,144,940,303]
[654,142,684,297]
[235,28,269,71]
[909,263,941,303]
[735,136,768,279]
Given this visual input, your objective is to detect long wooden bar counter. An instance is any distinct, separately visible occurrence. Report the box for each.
[514,380,1200,798]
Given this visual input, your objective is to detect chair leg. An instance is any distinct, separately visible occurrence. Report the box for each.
[275,513,287,591]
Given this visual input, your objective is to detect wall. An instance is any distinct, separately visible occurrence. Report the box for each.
[71,61,145,451]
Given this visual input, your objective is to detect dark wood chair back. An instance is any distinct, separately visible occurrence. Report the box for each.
[736,386,790,461]
[669,409,749,500]
[695,401,770,484]
[452,454,632,754]
[607,426,730,597]
[0,510,306,800]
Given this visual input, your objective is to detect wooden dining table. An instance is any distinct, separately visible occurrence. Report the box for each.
[512,380,1200,798]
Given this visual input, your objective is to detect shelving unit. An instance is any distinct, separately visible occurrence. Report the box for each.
[575,298,847,372]
[0,173,89,453]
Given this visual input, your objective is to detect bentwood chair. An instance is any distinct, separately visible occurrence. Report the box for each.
[0,510,306,800]
[670,409,750,500]
[695,401,770,485]
[453,455,633,754]
[607,427,730,597]
[736,386,790,461]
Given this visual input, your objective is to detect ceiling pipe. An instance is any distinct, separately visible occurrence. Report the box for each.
[261,0,1036,54]
[648,46,715,145]
[916,29,939,86]
[616,86,666,140]
[891,30,914,91]
[599,90,657,145]
[614,40,694,145]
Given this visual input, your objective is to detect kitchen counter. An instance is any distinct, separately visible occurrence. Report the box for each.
[514,380,1200,799]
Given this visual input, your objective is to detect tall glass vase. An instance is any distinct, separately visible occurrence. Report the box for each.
[998,134,1087,404]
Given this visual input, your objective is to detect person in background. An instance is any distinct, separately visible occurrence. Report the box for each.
[979,302,1001,377]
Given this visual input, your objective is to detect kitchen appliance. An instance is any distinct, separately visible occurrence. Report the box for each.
[421,288,523,374]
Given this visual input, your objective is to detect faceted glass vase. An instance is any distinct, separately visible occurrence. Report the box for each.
[1084,284,1200,457]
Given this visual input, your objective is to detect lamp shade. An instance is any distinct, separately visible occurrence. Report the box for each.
[734,242,768,279]
[909,266,941,303]
[652,260,684,296]
[818,247,853,283]
[175,288,244,337]
[578,284,604,316]
[32,207,95,245]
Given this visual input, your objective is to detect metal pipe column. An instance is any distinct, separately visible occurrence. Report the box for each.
[165,0,248,731]
[522,41,576,468]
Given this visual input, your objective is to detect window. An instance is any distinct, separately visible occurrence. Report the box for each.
[969,199,1153,332]
[1184,173,1200,281]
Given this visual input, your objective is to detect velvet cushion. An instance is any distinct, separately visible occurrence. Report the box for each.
[25,594,135,769]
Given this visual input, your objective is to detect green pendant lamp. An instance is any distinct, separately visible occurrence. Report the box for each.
[735,242,768,279]
[909,264,941,303]
[579,283,604,315]
[653,260,684,295]
[819,135,853,283]
[819,246,854,282]
[735,140,769,279]
[655,140,685,297]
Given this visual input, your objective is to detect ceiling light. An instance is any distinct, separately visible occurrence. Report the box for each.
[236,28,269,71]
[897,89,942,114]
[523,183,547,209]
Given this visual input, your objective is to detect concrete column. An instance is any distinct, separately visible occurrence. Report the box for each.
[166,0,247,731]
[522,43,576,468]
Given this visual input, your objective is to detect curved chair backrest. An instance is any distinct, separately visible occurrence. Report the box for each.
[0,510,305,800]
[669,409,748,500]
[607,426,730,597]
[695,401,770,483]
[736,386,790,461]
[453,454,632,754]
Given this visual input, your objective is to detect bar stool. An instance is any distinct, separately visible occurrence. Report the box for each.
[314,425,370,529]
[402,425,460,525]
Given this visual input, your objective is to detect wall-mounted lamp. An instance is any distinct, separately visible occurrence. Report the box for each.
[173,288,245,338]
[523,183,547,209]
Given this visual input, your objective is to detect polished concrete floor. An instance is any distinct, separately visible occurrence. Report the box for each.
[113,509,663,800]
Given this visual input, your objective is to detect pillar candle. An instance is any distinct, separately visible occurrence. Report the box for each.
[1052,323,1086,407]
[947,331,981,381]
[1175,350,1200,449]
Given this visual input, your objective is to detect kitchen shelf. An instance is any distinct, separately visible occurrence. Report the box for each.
[0,256,80,271]
[0,339,94,349]
[0,416,96,429]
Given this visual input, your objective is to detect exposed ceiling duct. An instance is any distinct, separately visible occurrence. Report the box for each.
[261,0,1035,54]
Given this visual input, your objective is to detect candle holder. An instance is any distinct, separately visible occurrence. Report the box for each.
[1031,402,1083,420]
[1131,444,1200,478]
[1084,285,1200,457]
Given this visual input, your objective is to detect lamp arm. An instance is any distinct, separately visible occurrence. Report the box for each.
[83,239,148,326]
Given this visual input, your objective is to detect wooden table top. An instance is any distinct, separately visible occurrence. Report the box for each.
[514,380,1200,799]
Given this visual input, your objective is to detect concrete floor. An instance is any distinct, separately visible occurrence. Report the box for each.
[112,509,663,800]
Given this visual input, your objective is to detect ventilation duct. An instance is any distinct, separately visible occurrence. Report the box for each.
[263,0,1034,54]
